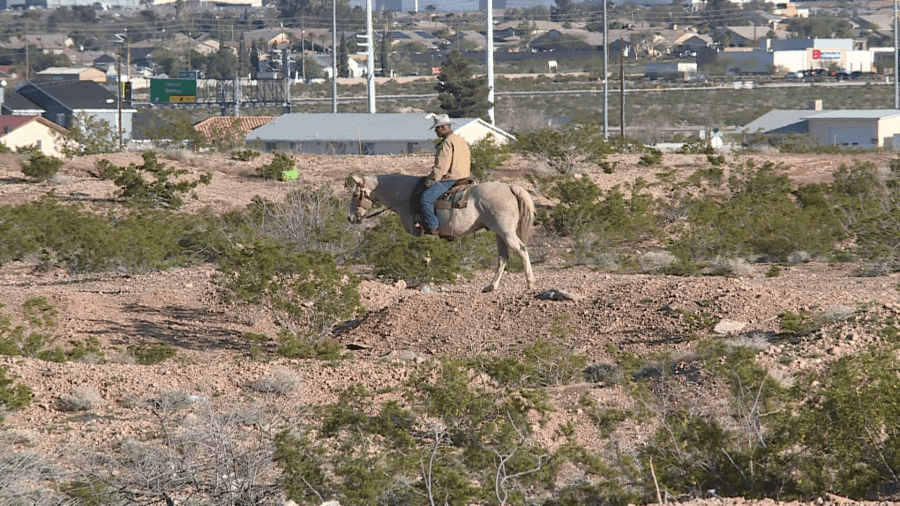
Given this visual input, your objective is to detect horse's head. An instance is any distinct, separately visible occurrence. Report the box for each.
[347,174,374,224]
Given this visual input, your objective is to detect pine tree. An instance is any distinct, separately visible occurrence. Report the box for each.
[434,51,490,119]
[339,32,349,78]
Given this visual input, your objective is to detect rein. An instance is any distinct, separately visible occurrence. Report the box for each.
[354,183,400,220]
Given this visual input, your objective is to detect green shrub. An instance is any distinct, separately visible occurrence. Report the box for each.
[256,152,295,181]
[0,366,31,419]
[0,297,60,359]
[512,124,614,173]
[470,340,588,388]
[276,332,347,360]
[57,112,119,157]
[128,343,177,365]
[93,151,212,209]
[360,215,465,284]
[675,140,713,155]
[20,152,63,181]
[0,195,227,274]
[469,134,510,180]
[543,176,659,259]
[215,240,362,337]
[232,149,260,161]
[780,349,900,498]
[637,148,662,167]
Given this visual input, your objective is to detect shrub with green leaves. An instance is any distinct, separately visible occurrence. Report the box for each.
[470,339,588,388]
[0,367,32,420]
[0,195,226,274]
[20,152,63,181]
[0,297,59,359]
[359,215,465,284]
[232,149,260,161]
[256,152,295,181]
[57,112,119,157]
[93,151,212,209]
[276,361,565,506]
[468,134,510,181]
[542,175,659,260]
[128,343,177,365]
[215,239,362,337]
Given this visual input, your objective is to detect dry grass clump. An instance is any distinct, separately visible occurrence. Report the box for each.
[707,256,757,277]
[640,250,677,272]
[247,369,302,395]
[57,387,102,412]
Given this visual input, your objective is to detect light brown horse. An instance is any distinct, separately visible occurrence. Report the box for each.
[348,174,535,292]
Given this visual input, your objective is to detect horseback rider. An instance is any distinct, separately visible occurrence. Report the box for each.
[421,114,471,236]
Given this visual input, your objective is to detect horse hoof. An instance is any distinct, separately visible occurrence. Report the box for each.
[482,285,495,293]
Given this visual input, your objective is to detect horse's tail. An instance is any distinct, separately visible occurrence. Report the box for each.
[510,184,535,244]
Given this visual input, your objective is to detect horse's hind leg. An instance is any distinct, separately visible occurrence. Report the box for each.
[483,235,510,293]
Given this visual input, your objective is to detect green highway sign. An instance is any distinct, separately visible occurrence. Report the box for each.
[150,78,197,103]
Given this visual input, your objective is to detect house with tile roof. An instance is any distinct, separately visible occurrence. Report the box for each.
[246,113,513,155]
[0,115,67,157]
[193,116,276,144]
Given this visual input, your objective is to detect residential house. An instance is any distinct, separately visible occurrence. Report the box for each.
[193,115,276,144]
[33,67,106,83]
[12,81,136,141]
[0,115,67,157]
[311,54,368,78]
[246,113,514,155]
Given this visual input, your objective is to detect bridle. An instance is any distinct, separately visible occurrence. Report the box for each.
[351,181,389,220]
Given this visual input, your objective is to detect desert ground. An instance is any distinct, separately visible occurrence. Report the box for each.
[1,149,899,506]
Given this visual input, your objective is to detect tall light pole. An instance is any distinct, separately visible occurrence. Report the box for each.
[332,0,337,113]
[894,0,898,108]
[366,0,375,113]
[487,0,495,125]
[602,0,608,139]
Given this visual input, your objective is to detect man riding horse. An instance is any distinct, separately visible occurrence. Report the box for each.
[420,114,471,237]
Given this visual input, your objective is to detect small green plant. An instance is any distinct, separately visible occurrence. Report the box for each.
[638,148,662,167]
[468,134,509,180]
[0,366,32,420]
[276,333,347,360]
[20,152,63,181]
[232,149,260,161]
[778,309,818,336]
[256,152,295,180]
[93,151,212,209]
[706,153,726,167]
[360,215,465,284]
[128,343,177,365]
[765,264,782,277]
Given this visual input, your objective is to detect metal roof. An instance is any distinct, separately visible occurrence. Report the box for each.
[246,113,481,143]
[741,109,813,134]
[807,109,900,120]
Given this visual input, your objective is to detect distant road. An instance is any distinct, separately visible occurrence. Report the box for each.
[288,79,874,105]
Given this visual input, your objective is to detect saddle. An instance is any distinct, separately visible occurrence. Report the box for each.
[411,176,476,214]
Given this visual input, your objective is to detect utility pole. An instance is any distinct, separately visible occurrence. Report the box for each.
[620,36,625,138]
[487,0,494,125]
[332,0,337,113]
[893,0,900,109]
[117,43,123,150]
[366,0,375,113]
[602,0,608,139]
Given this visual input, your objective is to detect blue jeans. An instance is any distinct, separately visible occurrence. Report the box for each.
[420,179,456,230]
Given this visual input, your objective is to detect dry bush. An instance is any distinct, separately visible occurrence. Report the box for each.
[248,369,302,395]
[57,387,102,412]
[787,251,811,263]
[706,256,757,277]
[102,401,284,505]
[640,250,677,272]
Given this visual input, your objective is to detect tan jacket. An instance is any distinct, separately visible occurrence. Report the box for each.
[430,132,471,182]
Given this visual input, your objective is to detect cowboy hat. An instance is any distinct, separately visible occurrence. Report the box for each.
[426,113,455,130]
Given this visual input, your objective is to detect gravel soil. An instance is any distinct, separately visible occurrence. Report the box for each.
[1,150,898,506]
